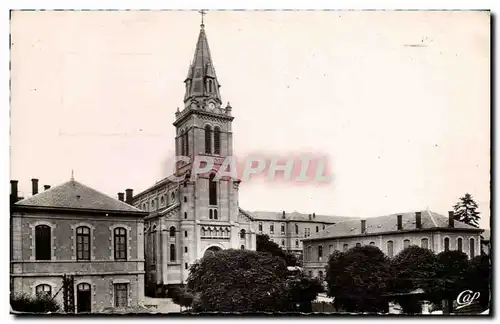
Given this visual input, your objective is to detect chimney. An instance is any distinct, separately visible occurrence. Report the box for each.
[118,192,124,202]
[397,214,403,230]
[125,189,133,205]
[415,211,422,229]
[282,211,285,219]
[448,211,454,228]
[361,220,366,234]
[44,185,51,191]
[308,214,312,220]
[31,178,39,196]
[10,180,18,203]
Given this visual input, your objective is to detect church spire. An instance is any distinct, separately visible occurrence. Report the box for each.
[184,11,222,106]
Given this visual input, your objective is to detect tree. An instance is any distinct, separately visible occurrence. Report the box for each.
[170,286,194,311]
[286,273,324,312]
[11,294,61,313]
[390,245,438,293]
[466,254,491,310]
[453,193,480,227]
[429,250,469,313]
[187,249,290,313]
[256,234,298,266]
[326,246,391,313]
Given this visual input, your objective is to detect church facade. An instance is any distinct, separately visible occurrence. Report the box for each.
[131,22,256,296]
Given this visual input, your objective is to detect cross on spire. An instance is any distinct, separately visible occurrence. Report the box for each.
[198,9,207,27]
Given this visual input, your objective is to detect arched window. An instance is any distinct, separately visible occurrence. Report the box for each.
[281,239,285,246]
[36,284,52,298]
[356,243,361,247]
[209,209,213,219]
[76,226,91,261]
[214,127,221,155]
[205,125,212,154]
[209,174,217,206]
[444,237,450,252]
[295,224,299,235]
[404,239,410,249]
[281,223,285,234]
[470,238,475,258]
[421,238,429,249]
[241,245,245,250]
[369,242,375,246]
[318,246,323,260]
[343,244,348,252]
[457,238,463,252]
[296,240,299,247]
[151,200,155,210]
[180,129,186,156]
[316,226,319,233]
[323,224,326,230]
[35,225,51,260]
[169,226,176,238]
[270,223,274,234]
[170,244,176,262]
[184,212,187,219]
[160,196,165,206]
[114,227,127,260]
[214,209,218,220]
[184,196,187,203]
[240,229,246,239]
[183,130,189,156]
[387,240,394,257]
[258,222,263,232]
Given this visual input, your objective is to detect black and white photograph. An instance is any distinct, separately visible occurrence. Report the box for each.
[8,9,491,315]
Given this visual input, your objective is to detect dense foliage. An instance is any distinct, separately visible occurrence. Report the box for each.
[453,193,480,227]
[286,273,324,312]
[256,234,298,266]
[326,246,391,313]
[187,249,290,312]
[11,294,61,313]
[466,254,491,309]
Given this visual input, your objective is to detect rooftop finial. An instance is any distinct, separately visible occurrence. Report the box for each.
[198,9,206,28]
[71,169,74,180]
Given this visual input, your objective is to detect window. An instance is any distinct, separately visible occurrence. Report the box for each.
[170,244,176,262]
[323,224,326,230]
[184,212,187,219]
[171,192,175,201]
[213,210,218,220]
[151,200,155,210]
[318,246,323,260]
[160,196,165,206]
[36,284,51,298]
[329,244,333,254]
[281,239,285,246]
[307,246,312,261]
[356,243,361,247]
[296,240,299,247]
[369,242,375,246]
[316,226,319,233]
[240,229,246,239]
[444,237,450,252]
[209,210,213,219]
[114,227,127,260]
[470,238,475,258]
[318,271,324,281]
[209,174,217,205]
[35,225,51,260]
[152,232,157,264]
[387,241,394,257]
[295,224,299,235]
[281,223,285,234]
[184,231,188,238]
[205,125,212,154]
[270,223,274,234]
[180,130,185,156]
[76,226,91,261]
[457,238,463,252]
[183,130,189,156]
[421,238,429,249]
[241,245,245,250]
[343,244,348,252]
[184,196,187,203]
[114,283,128,308]
[184,246,188,253]
[185,263,189,269]
[259,222,263,232]
[214,127,221,155]
[169,226,176,237]
[404,239,410,249]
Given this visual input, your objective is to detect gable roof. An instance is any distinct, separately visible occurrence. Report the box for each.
[249,210,352,224]
[15,179,144,214]
[304,210,482,241]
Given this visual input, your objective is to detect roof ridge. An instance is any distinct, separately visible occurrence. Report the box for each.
[75,180,142,212]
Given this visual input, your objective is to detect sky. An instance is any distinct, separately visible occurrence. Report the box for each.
[10,10,490,228]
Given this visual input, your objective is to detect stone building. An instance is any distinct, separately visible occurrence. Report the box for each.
[131,21,256,296]
[251,211,349,261]
[10,178,147,313]
[302,210,483,279]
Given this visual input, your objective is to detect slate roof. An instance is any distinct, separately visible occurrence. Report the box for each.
[249,210,353,224]
[304,210,482,241]
[15,179,144,214]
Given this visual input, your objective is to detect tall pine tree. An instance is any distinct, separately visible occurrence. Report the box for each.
[453,193,480,227]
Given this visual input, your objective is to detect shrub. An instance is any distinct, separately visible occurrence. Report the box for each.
[11,293,61,313]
